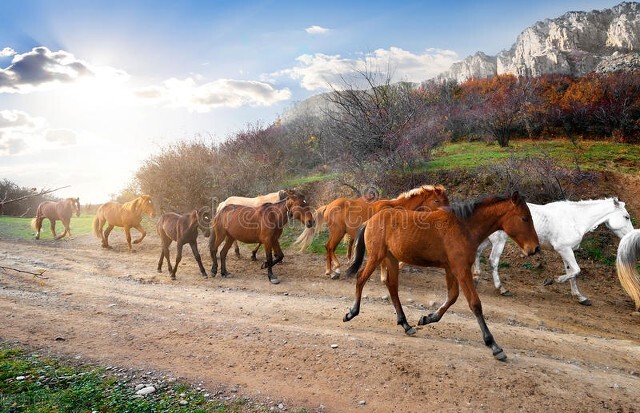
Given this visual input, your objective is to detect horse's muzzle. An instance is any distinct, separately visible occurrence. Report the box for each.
[523,245,540,256]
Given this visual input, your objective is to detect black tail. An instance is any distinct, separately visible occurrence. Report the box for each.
[346,224,367,277]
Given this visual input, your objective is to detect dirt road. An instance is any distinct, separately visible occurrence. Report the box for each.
[1,232,638,412]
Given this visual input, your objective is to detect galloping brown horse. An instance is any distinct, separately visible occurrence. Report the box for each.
[345,192,540,360]
[93,195,155,251]
[293,185,449,278]
[31,197,81,240]
[157,207,212,279]
[210,194,314,284]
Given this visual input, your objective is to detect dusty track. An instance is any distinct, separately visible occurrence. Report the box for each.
[0,232,639,412]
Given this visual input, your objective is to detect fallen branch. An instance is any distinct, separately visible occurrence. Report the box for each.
[1,185,70,206]
[0,265,49,279]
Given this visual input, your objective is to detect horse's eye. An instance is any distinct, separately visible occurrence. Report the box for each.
[522,216,529,222]
[625,216,630,220]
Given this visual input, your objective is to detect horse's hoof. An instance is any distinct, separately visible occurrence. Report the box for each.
[405,327,417,336]
[330,271,340,280]
[269,277,280,285]
[250,256,258,262]
[579,298,592,306]
[170,276,176,280]
[500,289,512,297]
[493,350,507,361]
[157,269,162,273]
[343,313,351,322]
[418,316,427,326]
[543,277,554,286]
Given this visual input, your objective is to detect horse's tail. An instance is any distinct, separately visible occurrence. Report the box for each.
[92,208,103,238]
[346,224,367,277]
[616,229,640,311]
[292,204,326,251]
[30,204,43,230]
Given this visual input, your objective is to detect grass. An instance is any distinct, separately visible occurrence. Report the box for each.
[428,139,640,174]
[0,344,269,413]
[0,215,156,241]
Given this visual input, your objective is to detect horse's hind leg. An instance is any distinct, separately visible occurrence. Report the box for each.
[34,217,43,239]
[488,237,510,296]
[103,224,114,248]
[49,219,57,239]
[172,242,184,279]
[251,243,262,261]
[219,236,235,277]
[383,255,415,335]
[325,229,345,279]
[189,241,208,278]
[233,240,241,258]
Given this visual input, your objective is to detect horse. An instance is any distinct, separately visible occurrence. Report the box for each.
[293,185,449,279]
[210,193,314,284]
[616,229,640,312]
[93,195,156,251]
[217,189,292,260]
[31,197,81,240]
[473,198,634,305]
[157,207,212,279]
[344,192,540,361]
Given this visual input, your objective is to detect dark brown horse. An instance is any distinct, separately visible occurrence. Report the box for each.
[210,194,314,284]
[345,192,540,360]
[31,197,81,240]
[293,185,449,278]
[157,207,212,279]
[93,195,155,251]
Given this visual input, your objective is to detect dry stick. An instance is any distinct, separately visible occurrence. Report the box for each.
[0,266,49,279]
[0,185,71,206]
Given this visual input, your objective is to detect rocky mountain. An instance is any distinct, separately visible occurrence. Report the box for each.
[437,2,640,82]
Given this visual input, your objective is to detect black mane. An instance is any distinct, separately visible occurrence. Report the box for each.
[445,193,522,220]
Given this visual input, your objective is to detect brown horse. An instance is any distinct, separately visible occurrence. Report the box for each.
[31,197,81,240]
[345,192,540,360]
[217,189,294,260]
[210,194,314,284]
[293,185,449,278]
[93,195,156,251]
[157,207,212,279]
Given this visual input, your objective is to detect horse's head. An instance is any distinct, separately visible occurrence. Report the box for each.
[500,191,540,256]
[196,206,212,238]
[139,195,156,217]
[72,197,81,217]
[286,194,315,228]
[406,184,449,212]
[605,198,634,239]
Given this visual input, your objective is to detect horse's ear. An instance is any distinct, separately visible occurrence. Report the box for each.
[613,197,620,207]
[511,191,521,205]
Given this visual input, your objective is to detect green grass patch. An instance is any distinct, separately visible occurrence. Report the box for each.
[428,139,640,174]
[0,344,265,413]
[0,214,95,240]
[281,172,339,188]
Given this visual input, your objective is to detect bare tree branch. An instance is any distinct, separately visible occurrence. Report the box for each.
[0,266,49,279]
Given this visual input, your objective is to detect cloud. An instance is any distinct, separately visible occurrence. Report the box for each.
[0,110,84,155]
[270,47,459,91]
[1,47,16,57]
[305,25,330,35]
[45,129,77,145]
[0,46,127,94]
[135,77,291,112]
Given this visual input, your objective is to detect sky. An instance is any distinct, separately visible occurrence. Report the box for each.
[0,0,624,203]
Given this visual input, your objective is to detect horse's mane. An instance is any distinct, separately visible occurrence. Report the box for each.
[552,197,619,206]
[396,185,443,199]
[446,194,521,220]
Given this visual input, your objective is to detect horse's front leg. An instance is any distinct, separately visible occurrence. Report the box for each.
[55,219,71,240]
[262,242,280,284]
[208,232,220,276]
[419,267,459,325]
[189,241,208,278]
[132,224,147,244]
[383,255,416,335]
[459,266,506,361]
[546,247,590,305]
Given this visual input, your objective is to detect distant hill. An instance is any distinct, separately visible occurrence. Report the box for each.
[437,2,640,82]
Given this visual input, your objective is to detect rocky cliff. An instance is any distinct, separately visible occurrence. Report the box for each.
[437,2,640,82]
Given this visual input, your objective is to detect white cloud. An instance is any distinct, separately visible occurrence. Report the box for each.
[0,46,127,94]
[1,47,16,57]
[0,110,86,155]
[305,25,330,35]
[134,77,291,112]
[270,47,459,91]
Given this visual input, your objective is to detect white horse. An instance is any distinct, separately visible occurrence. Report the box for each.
[473,198,634,305]
[616,229,640,312]
[216,189,291,259]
